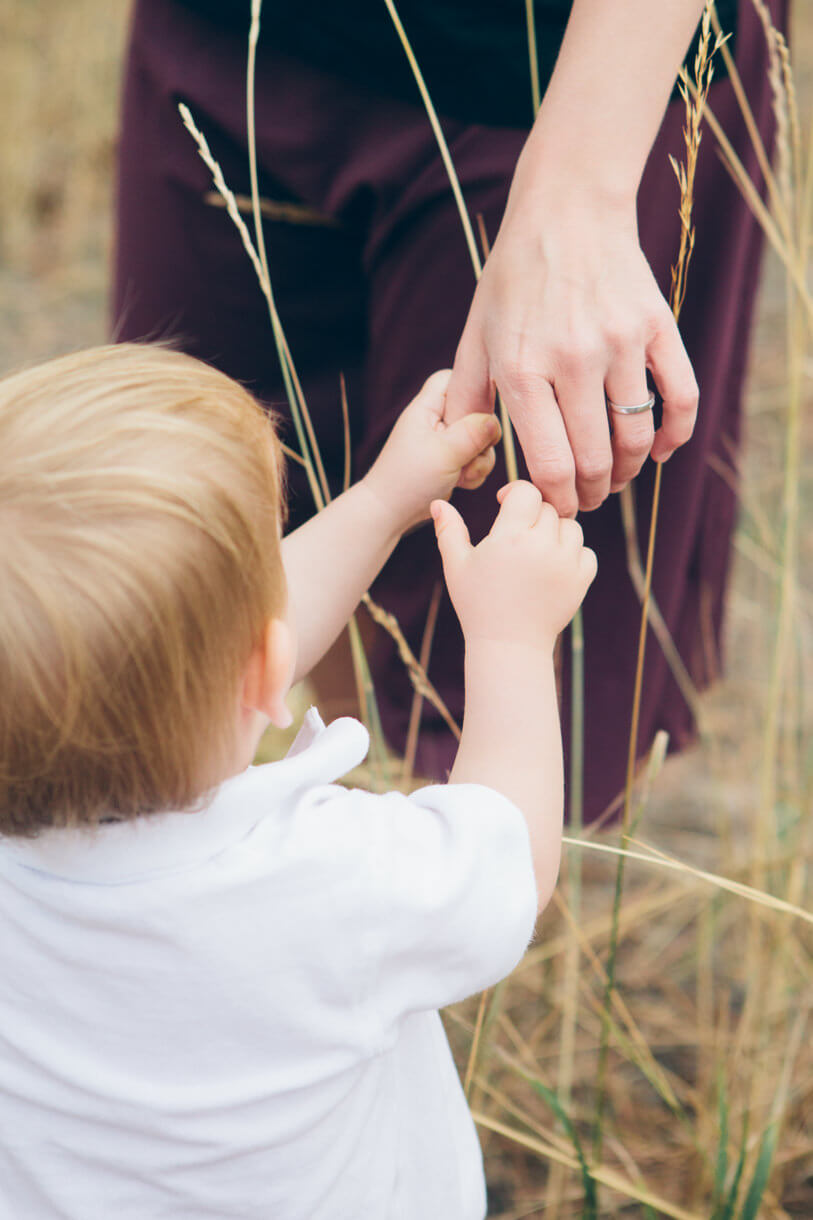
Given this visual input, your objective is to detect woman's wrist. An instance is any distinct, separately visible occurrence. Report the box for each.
[512,0,707,206]
[510,119,641,217]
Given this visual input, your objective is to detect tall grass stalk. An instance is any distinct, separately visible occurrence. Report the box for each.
[618,483,700,714]
[247,0,329,506]
[472,1112,704,1220]
[560,834,813,926]
[735,6,811,1177]
[592,6,724,1166]
[184,2,464,786]
[402,580,443,785]
[382,0,519,484]
[523,0,542,118]
[244,3,397,780]
[517,11,588,1211]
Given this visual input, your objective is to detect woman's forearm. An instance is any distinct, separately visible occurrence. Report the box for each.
[518,0,707,201]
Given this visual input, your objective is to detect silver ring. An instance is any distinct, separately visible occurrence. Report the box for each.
[606,393,655,416]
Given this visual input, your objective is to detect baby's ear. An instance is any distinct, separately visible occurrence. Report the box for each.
[242,618,294,728]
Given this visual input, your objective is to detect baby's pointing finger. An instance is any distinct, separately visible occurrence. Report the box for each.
[490,480,543,534]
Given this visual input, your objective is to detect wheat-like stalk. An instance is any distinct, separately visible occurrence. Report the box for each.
[592,1,725,1165]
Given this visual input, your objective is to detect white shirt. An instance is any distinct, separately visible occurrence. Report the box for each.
[0,710,537,1219]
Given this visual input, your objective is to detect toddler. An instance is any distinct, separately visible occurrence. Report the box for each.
[0,344,595,1219]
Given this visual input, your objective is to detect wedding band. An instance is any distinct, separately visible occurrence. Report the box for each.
[606,393,656,416]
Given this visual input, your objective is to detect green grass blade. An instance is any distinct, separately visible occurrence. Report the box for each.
[718,1116,749,1220]
[737,1122,778,1220]
[527,1078,597,1219]
[711,1074,730,1217]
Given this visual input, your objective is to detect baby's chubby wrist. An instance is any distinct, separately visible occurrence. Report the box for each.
[464,632,559,662]
[462,635,559,725]
[355,470,414,545]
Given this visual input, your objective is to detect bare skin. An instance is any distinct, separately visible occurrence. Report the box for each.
[234,375,595,916]
[445,0,707,516]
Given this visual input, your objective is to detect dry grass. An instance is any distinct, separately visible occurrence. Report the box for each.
[0,0,128,362]
[0,1,812,1215]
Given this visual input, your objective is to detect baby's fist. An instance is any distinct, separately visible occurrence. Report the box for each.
[432,481,596,651]
[362,371,501,533]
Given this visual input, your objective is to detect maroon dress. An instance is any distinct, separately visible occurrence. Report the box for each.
[113,0,786,821]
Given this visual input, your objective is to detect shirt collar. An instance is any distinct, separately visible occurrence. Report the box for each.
[0,710,370,885]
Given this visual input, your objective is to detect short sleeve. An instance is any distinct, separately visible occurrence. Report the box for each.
[296,781,538,1033]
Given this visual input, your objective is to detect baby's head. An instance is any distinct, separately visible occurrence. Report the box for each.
[0,344,290,837]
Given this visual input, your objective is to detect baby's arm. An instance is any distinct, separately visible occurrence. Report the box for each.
[282,372,499,683]
[434,482,596,913]
[282,479,402,683]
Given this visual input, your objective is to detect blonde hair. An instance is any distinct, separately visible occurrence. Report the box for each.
[0,344,286,835]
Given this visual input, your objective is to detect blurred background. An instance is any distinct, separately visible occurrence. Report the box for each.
[0,2,811,1215]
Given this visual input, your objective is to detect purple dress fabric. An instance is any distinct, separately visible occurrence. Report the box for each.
[113,0,786,821]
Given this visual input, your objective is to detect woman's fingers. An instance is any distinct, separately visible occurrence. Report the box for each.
[647,312,699,462]
[604,349,656,492]
[497,372,579,517]
[553,361,613,511]
[445,251,696,510]
[444,312,495,424]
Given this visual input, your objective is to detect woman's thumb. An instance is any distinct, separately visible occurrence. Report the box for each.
[430,500,472,572]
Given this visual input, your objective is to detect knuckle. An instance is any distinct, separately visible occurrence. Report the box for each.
[605,319,641,352]
[554,338,604,373]
[580,492,609,512]
[665,412,695,443]
[546,485,579,518]
[617,420,655,458]
[646,301,676,336]
[675,387,700,416]
[575,452,612,485]
[497,358,549,396]
[532,451,576,489]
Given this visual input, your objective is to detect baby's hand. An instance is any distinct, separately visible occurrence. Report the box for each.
[362,371,501,533]
[432,481,597,651]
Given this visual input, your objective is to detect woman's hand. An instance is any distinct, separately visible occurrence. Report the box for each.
[443,0,706,517]
[444,185,699,518]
